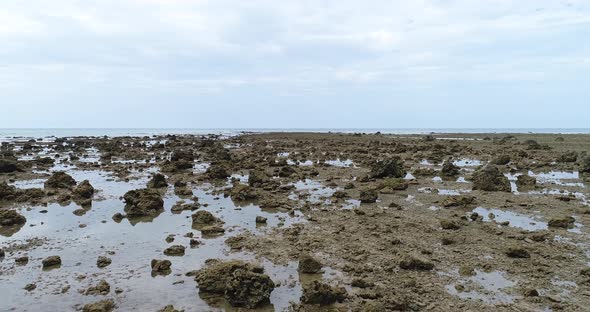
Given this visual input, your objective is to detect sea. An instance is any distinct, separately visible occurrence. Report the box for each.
[1,128,589,143]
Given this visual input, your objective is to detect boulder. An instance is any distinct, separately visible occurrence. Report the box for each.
[205,163,230,179]
[441,161,460,177]
[123,189,164,217]
[0,210,26,226]
[191,211,219,225]
[472,166,511,192]
[96,256,112,268]
[300,281,347,305]
[359,189,378,203]
[85,280,110,296]
[298,253,322,273]
[147,173,168,188]
[195,260,274,308]
[151,259,172,275]
[44,172,76,189]
[163,245,186,256]
[42,255,62,268]
[82,299,115,312]
[369,158,405,179]
[74,180,95,199]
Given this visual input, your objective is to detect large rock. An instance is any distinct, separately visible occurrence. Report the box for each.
[472,166,511,192]
[44,172,77,189]
[548,216,575,229]
[441,161,460,177]
[228,184,259,201]
[248,169,269,187]
[191,210,219,226]
[82,299,115,312]
[195,260,274,308]
[205,163,230,179]
[298,253,322,273]
[151,259,172,275]
[147,173,168,188]
[123,189,164,217]
[369,158,405,179]
[300,281,347,305]
[74,180,95,199]
[42,255,62,268]
[0,210,26,226]
[0,159,21,173]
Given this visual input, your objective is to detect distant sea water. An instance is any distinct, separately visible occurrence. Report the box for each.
[1,128,589,142]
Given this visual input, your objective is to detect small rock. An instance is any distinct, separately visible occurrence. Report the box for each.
[97,256,112,268]
[42,255,62,269]
[164,245,186,256]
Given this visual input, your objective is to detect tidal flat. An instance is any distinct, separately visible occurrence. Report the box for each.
[1,132,590,311]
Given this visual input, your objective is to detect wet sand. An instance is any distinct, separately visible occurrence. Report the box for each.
[1,132,589,311]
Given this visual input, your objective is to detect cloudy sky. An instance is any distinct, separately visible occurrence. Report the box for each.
[1,0,589,129]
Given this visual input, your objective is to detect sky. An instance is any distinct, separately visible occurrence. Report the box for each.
[1,0,589,129]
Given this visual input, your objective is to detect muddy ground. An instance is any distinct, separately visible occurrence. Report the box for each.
[1,131,590,311]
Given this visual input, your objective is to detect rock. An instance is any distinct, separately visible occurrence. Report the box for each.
[300,281,347,305]
[82,299,115,312]
[163,245,186,256]
[399,256,434,271]
[516,175,536,190]
[441,196,475,208]
[205,163,230,179]
[278,165,296,177]
[151,259,172,275]
[369,158,405,179]
[123,189,164,217]
[332,190,349,198]
[200,225,225,236]
[298,253,322,273]
[0,210,27,226]
[229,184,259,201]
[255,216,267,224]
[15,256,29,265]
[97,256,112,268]
[248,169,269,187]
[191,210,219,225]
[44,171,77,189]
[112,213,125,222]
[524,288,539,297]
[0,182,17,200]
[558,151,577,163]
[0,159,21,173]
[359,189,378,203]
[378,178,408,193]
[195,260,274,308]
[147,173,168,188]
[581,156,590,174]
[548,216,575,229]
[441,161,460,177]
[74,180,95,199]
[85,280,110,295]
[440,219,461,230]
[24,283,36,291]
[472,166,511,192]
[491,155,511,165]
[42,255,62,268]
[170,150,194,162]
[351,278,374,288]
[0,248,4,258]
[506,247,530,258]
[158,305,183,312]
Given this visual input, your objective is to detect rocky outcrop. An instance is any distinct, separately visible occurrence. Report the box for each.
[44,172,76,189]
[123,189,164,217]
[472,166,511,192]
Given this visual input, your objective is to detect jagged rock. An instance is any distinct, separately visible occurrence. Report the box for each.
[191,210,219,225]
[228,184,259,201]
[0,210,26,226]
[548,216,575,229]
[441,161,460,177]
[85,280,110,296]
[195,260,274,308]
[506,247,530,258]
[42,255,61,268]
[491,155,511,165]
[298,253,322,273]
[123,189,164,217]
[205,163,230,179]
[151,259,172,275]
[399,256,434,271]
[164,245,185,256]
[44,172,76,189]
[82,299,115,312]
[147,173,168,188]
[300,281,347,305]
[369,158,405,179]
[97,256,112,268]
[516,175,536,190]
[74,180,95,199]
[255,216,267,224]
[359,189,378,203]
[472,166,511,192]
[442,196,475,208]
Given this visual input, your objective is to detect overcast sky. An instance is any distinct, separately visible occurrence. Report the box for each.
[1,0,589,129]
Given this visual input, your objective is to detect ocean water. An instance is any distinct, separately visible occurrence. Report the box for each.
[1,128,589,142]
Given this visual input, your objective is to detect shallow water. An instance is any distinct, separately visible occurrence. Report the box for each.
[1,165,315,311]
[445,269,517,304]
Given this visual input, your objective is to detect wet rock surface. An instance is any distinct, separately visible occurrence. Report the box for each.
[44,171,77,189]
[2,132,590,311]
